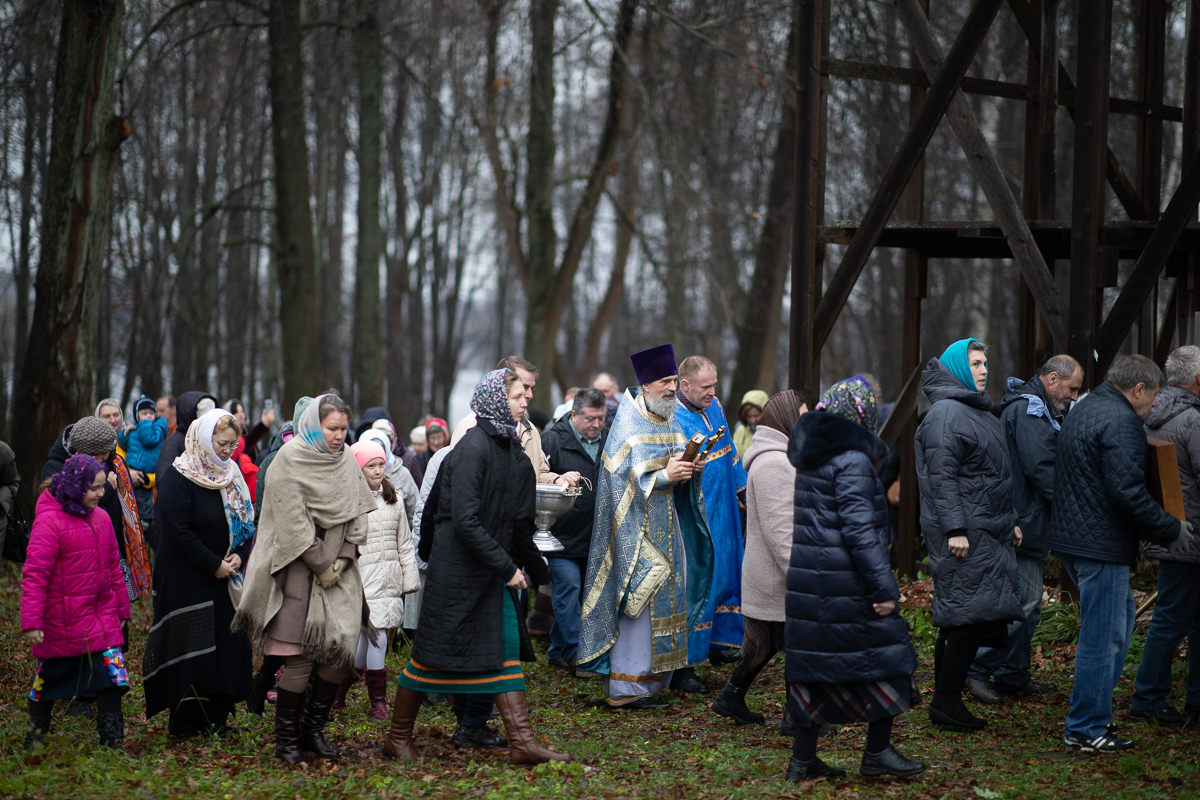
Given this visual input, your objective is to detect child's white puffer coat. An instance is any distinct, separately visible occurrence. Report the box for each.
[359,487,421,629]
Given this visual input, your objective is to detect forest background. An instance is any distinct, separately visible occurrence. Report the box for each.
[0,0,1190,439]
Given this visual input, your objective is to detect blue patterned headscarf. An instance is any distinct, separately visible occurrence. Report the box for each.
[51,455,105,517]
[471,369,520,440]
[815,377,878,431]
[295,394,340,453]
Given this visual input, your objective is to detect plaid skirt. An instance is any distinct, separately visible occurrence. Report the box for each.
[788,674,920,727]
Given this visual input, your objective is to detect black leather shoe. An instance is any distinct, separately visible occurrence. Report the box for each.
[247,671,273,717]
[620,696,670,710]
[709,648,742,666]
[671,668,710,694]
[929,695,987,730]
[860,745,926,777]
[997,679,1057,697]
[711,682,765,725]
[1130,706,1190,727]
[549,658,576,674]
[965,678,1003,705]
[785,756,846,780]
[453,723,508,749]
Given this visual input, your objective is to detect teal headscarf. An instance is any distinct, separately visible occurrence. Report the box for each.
[940,338,984,392]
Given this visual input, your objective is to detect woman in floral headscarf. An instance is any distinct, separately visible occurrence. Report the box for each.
[141,409,255,740]
[782,378,925,782]
[381,369,569,766]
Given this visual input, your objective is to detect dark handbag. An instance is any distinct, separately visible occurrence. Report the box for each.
[3,502,31,563]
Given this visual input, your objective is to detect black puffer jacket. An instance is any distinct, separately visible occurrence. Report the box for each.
[1000,376,1060,559]
[914,358,1021,628]
[1144,386,1200,564]
[540,415,607,561]
[153,391,216,546]
[412,419,550,672]
[1051,381,1180,565]
[784,412,916,684]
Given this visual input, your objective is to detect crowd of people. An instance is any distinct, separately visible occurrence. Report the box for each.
[4,337,1199,779]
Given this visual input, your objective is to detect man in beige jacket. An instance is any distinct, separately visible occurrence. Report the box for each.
[450,356,580,487]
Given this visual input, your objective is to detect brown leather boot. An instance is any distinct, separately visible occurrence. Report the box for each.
[493,691,572,766]
[274,688,306,764]
[381,686,425,761]
[364,669,390,720]
[331,672,357,712]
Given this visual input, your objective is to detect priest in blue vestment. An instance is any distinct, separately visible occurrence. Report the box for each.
[577,344,715,708]
[676,355,747,687]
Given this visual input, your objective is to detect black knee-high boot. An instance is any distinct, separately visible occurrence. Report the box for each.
[25,700,53,751]
[929,629,986,730]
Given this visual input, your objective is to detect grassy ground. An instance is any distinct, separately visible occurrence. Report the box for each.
[1,562,1198,800]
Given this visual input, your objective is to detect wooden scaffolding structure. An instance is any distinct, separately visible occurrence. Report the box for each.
[789,0,1200,577]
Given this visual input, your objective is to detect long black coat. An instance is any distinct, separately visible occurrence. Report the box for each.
[42,428,128,555]
[142,466,252,717]
[1050,381,1179,565]
[999,376,1060,559]
[540,415,607,561]
[785,412,916,684]
[412,419,550,672]
[152,391,217,545]
[914,358,1022,629]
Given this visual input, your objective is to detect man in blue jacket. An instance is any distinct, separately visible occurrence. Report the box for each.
[1051,354,1193,752]
[967,355,1082,704]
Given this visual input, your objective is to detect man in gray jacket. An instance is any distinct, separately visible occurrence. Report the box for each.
[1133,345,1200,726]
[967,355,1082,704]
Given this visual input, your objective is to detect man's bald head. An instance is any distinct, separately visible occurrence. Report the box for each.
[592,372,619,396]
[1038,354,1083,413]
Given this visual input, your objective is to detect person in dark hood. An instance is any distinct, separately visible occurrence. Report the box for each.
[967,355,1081,706]
[357,407,423,486]
[152,391,217,548]
[915,339,1022,732]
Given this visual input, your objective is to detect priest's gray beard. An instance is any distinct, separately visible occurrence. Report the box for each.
[643,388,677,420]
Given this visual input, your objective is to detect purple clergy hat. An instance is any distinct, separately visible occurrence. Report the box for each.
[630,344,678,385]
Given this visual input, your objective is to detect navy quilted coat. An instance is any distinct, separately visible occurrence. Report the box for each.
[784,412,917,685]
[914,358,1022,629]
[1049,381,1179,565]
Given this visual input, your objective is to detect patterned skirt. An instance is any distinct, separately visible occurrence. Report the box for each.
[30,649,130,702]
[788,675,920,727]
[397,592,525,695]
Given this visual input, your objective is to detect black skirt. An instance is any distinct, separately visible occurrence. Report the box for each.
[30,649,130,702]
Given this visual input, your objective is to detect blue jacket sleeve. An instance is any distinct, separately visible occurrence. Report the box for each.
[834,455,900,604]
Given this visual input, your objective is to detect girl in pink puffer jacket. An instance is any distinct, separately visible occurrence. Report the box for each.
[21,455,131,751]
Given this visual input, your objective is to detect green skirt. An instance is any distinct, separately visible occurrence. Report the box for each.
[397,589,525,694]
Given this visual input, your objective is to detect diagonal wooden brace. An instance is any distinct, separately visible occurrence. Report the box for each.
[813,0,1005,352]
[1093,153,1200,377]
[896,0,1068,350]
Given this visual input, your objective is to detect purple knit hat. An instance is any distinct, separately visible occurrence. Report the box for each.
[630,344,678,385]
[50,454,105,517]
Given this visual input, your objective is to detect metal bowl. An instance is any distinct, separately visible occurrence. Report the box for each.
[533,484,582,552]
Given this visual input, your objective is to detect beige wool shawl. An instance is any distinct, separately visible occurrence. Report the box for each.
[231,437,377,672]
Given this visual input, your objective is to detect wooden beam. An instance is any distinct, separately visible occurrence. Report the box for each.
[1154,280,1179,366]
[1038,0,1058,220]
[813,0,1004,353]
[896,0,1067,348]
[822,57,1183,122]
[1068,0,1112,381]
[877,365,923,453]
[788,0,824,402]
[1094,150,1200,376]
[1008,0,1150,222]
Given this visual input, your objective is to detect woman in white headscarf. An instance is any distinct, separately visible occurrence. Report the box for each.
[141,409,255,739]
[232,393,377,765]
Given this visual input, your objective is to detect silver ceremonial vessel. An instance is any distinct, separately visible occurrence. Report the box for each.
[533,483,583,553]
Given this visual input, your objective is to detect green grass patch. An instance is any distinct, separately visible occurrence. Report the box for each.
[1,562,1199,798]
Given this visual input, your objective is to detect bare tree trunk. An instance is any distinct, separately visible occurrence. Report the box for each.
[386,47,411,427]
[12,0,129,516]
[522,0,637,407]
[14,53,45,394]
[268,0,320,412]
[727,6,800,405]
[354,0,385,407]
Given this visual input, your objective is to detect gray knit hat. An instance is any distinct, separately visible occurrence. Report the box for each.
[65,416,119,457]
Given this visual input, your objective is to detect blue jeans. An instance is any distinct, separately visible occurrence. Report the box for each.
[970,554,1044,689]
[547,558,585,663]
[1132,560,1200,712]
[1059,554,1136,739]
